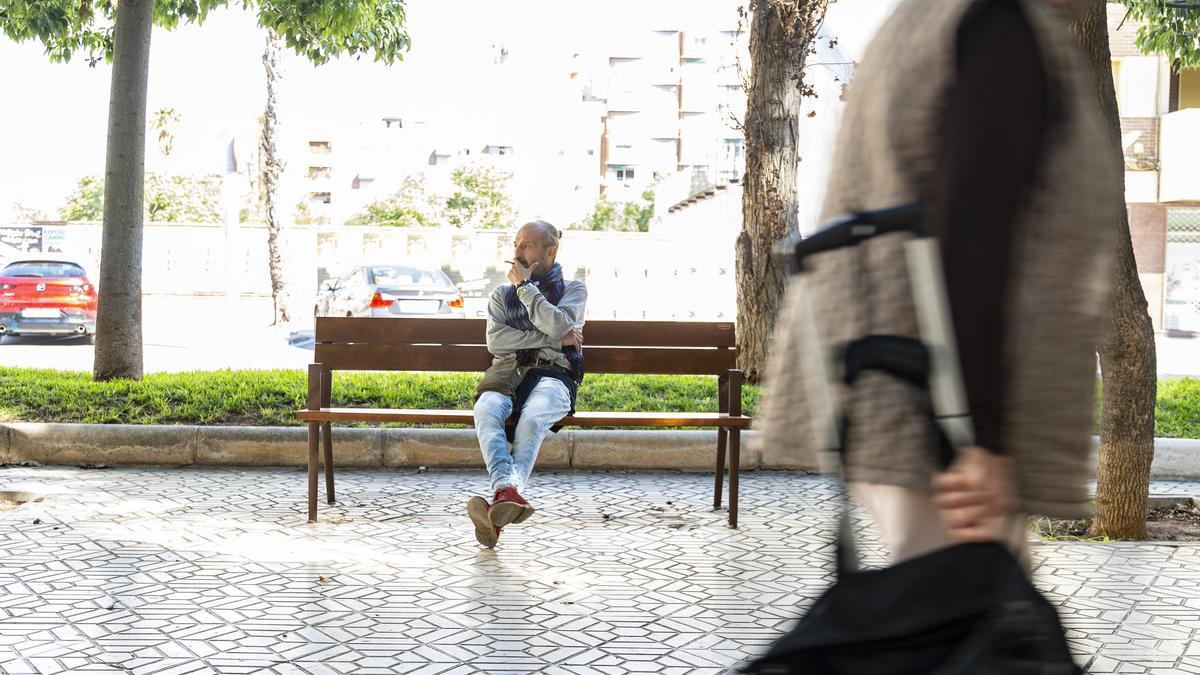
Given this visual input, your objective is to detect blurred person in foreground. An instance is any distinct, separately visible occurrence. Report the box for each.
[759,0,1117,563]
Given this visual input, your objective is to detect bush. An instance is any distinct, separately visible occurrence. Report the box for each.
[346,176,440,227]
[573,189,655,232]
[0,368,760,428]
[59,173,223,223]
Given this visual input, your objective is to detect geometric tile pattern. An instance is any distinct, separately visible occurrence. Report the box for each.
[0,467,1196,674]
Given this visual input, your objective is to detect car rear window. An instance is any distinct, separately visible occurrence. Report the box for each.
[1,262,87,278]
[367,266,449,287]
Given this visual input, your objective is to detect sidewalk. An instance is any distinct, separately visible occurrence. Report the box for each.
[0,467,1197,674]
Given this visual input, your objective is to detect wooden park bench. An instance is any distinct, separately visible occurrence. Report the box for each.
[297,317,752,527]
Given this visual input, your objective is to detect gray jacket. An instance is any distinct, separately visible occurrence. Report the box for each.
[485,280,587,371]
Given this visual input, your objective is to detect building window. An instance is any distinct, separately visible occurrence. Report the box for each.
[722,138,744,161]
[616,168,635,182]
[309,141,333,154]
[307,166,332,180]
[309,192,332,205]
[382,117,403,129]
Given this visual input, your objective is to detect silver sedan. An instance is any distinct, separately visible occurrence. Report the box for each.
[315,265,466,318]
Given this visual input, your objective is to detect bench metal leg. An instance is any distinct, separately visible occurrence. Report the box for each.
[307,422,320,523]
[714,428,727,509]
[728,429,740,529]
[321,422,335,504]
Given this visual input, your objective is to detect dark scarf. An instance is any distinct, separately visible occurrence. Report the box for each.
[504,262,584,383]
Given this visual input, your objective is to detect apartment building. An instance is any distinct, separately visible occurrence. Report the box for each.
[1110,5,1200,332]
[584,24,749,200]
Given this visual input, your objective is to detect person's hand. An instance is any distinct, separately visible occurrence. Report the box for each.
[932,446,1016,542]
[562,328,584,348]
[506,259,537,286]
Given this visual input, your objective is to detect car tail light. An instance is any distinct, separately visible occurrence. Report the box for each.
[370,291,392,308]
[448,295,464,309]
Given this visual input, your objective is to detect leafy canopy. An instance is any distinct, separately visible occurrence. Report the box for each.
[60,173,223,223]
[0,0,410,65]
[1119,0,1200,68]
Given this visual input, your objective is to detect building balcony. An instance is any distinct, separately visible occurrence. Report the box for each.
[605,140,641,166]
[649,64,681,86]
[1160,109,1200,203]
[607,87,644,112]
[680,89,718,114]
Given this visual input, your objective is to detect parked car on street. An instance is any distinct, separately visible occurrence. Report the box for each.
[0,258,98,342]
[316,264,466,318]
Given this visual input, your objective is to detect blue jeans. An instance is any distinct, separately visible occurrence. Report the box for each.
[473,377,572,494]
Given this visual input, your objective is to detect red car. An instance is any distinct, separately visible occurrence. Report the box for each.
[0,259,98,342]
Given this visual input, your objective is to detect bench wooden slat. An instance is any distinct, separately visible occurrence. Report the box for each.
[315,344,493,371]
[576,321,736,348]
[297,407,753,428]
[314,344,737,374]
[317,317,486,345]
[314,318,736,348]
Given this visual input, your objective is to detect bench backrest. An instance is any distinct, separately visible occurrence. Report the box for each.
[314,317,737,375]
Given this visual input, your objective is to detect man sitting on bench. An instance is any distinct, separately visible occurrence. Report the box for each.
[468,220,587,548]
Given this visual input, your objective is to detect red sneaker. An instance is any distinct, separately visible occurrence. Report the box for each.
[466,496,501,548]
[489,486,535,527]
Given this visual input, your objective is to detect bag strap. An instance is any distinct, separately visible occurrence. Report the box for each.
[790,204,978,576]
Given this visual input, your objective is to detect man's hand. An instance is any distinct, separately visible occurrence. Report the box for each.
[931,446,1016,542]
[562,328,584,348]
[506,259,538,286]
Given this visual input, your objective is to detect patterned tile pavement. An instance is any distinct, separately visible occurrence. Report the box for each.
[0,466,1197,674]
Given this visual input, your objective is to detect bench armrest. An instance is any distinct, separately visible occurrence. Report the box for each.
[306,363,332,412]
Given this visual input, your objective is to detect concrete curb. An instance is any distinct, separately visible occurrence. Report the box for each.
[1,423,1198,479]
[0,423,761,473]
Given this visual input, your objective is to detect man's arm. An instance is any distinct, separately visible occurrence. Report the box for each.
[485,287,559,355]
[516,280,587,340]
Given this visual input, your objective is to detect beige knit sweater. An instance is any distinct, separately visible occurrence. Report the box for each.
[756,0,1119,517]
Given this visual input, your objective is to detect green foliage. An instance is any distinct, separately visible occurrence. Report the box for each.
[0,367,761,428]
[1,365,1197,437]
[347,176,439,227]
[0,0,409,66]
[574,189,656,232]
[58,176,105,221]
[1119,1,1200,68]
[59,173,223,223]
[1155,377,1200,438]
[443,164,516,229]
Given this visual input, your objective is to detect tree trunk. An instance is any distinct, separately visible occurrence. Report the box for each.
[1073,5,1158,540]
[736,0,829,383]
[93,0,153,381]
[262,30,289,325]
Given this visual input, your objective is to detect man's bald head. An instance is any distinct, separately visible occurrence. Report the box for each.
[521,220,561,249]
[513,220,561,276]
